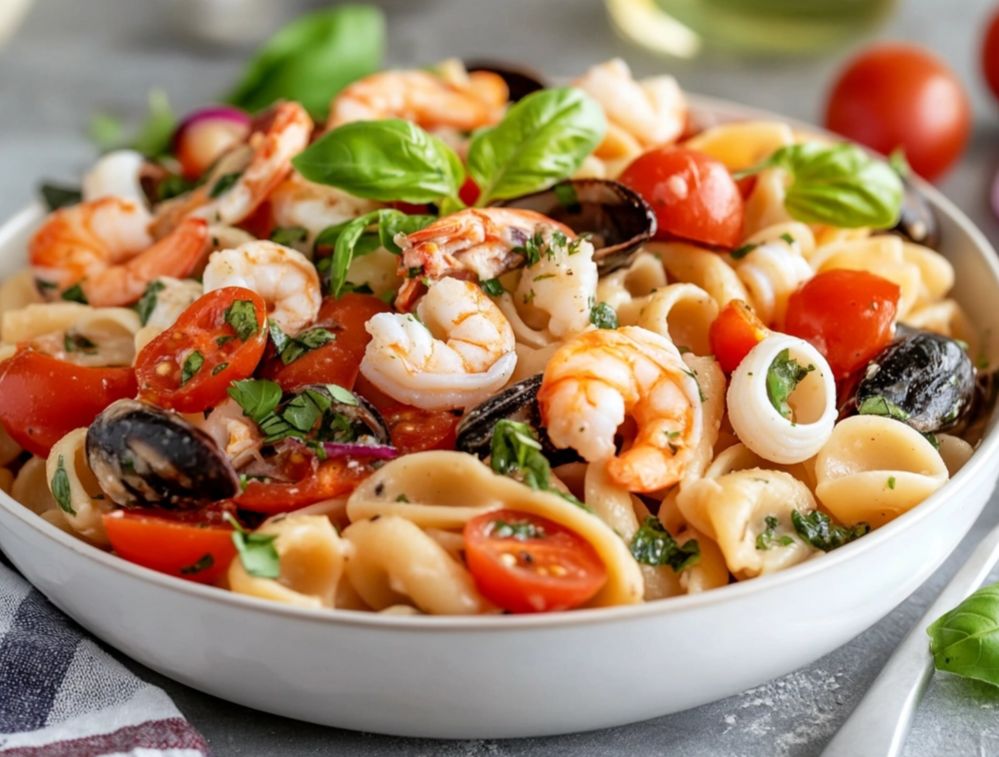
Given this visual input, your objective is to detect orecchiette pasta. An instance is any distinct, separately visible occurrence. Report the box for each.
[647,241,749,309]
[45,428,114,545]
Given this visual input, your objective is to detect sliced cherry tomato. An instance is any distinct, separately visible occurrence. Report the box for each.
[784,270,900,380]
[710,300,770,373]
[237,199,276,241]
[464,509,608,613]
[382,404,459,454]
[136,287,267,413]
[102,509,237,584]
[235,457,372,514]
[618,146,744,249]
[0,349,137,458]
[824,43,971,181]
[259,293,391,392]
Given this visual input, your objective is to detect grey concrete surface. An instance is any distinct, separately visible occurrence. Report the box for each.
[3,0,999,754]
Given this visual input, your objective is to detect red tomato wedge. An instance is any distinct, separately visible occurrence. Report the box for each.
[618,146,745,249]
[710,300,770,373]
[136,287,267,413]
[0,349,137,457]
[464,509,608,614]
[235,457,372,515]
[259,293,391,392]
[102,509,237,584]
[784,270,900,379]
[383,404,459,454]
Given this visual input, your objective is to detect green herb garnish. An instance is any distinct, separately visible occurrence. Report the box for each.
[766,349,814,420]
[135,280,166,326]
[180,553,215,575]
[225,513,280,579]
[590,302,618,330]
[791,510,869,552]
[64,332,97,355]
[629,516,701,572]
[181,351,204,386]
[51,455,75,516]
[225,299,260,342]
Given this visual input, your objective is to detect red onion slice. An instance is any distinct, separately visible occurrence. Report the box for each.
[321,442,399,460]
[173,106,252,178]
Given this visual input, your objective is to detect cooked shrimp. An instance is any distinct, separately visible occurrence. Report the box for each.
[151,101,312,237]
[538,326,703,493]
[359,277,517,411]
[202,240,321,334]
[81,149,147,205]
[394,208,574,311]
[573,59,687,176]
[29,197,209,307]
[327,68,508,132]
[270,170,384,245]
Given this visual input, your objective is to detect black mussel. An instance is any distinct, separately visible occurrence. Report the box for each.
[496,179,657,274]
[464,60,547,102]
[853,330,975,433]
[275,384,391,445]
[890,178,940,249]
[456,374,579,466]
[87,399,239,509]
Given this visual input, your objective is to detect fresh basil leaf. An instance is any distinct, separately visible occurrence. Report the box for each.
[766,348,814,420]
[466,87,606,205]
[629,516,701,572]
[791,510,869,552]
[731,243,758,260]
[928,582,999,686]
[377,213,436,254]
[225,299,260,342]
[326,384,358,406]
[181,351,204,386]
[317,209,406,297]
[278,327,336,365]
[51,456,75,516]
[228,378,283,425]
[268,319,291,355]
[590,302,618,330]
[225,513,280,579]
[270,225,309,247]
[293,119,464,203]
[40,183,82,211]
[88,112,125,153]
[857,395,911,422]
[180,553,215,575]
[61,283,88,305]
[130,89,177,158]
[738,142,903,229]
[209,171,243,199]
[480,278,505,296]
[224,4,384,120]
[64,331,97,354]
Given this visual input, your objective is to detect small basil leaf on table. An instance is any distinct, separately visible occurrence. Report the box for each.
[224,4,384,120]
[928,582,999,686]
[735,142,903,229]
[466,87,606,205]
[293,119,465,203]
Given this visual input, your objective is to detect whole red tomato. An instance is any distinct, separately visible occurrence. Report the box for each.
[824,43,971,181]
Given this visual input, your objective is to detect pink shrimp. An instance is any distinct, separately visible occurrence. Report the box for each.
[394,208,574,311]
[29,197,208,307]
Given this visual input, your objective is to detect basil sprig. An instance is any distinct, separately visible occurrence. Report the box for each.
[314,209,435,297]
[629,516,700,572]
[294,119,465,204]
[466,87,606,205]
[224,4,384,120]
[928,583,999,687]
[736,142,903,229]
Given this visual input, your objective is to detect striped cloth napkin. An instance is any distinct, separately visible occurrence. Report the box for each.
[0,559,212,757]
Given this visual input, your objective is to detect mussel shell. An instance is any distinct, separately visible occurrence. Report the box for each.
[464,60,548,102]
[854,330,975,433]
[456,374,579,466]
[496,179,657,275]
[890,178,940,249]
[86,399,239,510]
[287,384,391,444]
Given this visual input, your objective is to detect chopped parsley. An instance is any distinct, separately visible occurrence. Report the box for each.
[490,419,591,512]
[209,171,242,199]
[267,320,336,365]
[180,351,204,386]
[64,331,97,354]
[887,476,897,490]
[730,242,758,260]
[523,289,536,305]
[481,278,505,296]
[857,395,910,422]
[755,515,795,551]
[157,174,197,202]
[791,510,869,552]
[779,232,796,245]
[766,349,814,420]
[491,520,545,540]
[61,283,88,304]
[270,225,309,247]
[629,516,701,572]
[224,299,260,342]
[590,302,618,330]
[135,280,166,326]
[395,493,410,503]
[513,231,546,266]
[180,553,215,575]
[51,455,75,516]
[212,362,229,376]
[225,513,280,579]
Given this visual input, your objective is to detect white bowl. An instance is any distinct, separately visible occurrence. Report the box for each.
[1,99,998,739]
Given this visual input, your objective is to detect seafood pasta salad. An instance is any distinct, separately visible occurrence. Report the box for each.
[0,57,986,616]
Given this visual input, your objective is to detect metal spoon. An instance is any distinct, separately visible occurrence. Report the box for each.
[820,519,999,757]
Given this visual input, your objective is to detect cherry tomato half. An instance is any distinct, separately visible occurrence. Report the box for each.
[383,404,459,454]
[824,43,971,181]
[784,269,900,380]
[464,509,608,613]
[618,146,744,249]
[259,293,391,392]
[102,509,236,584]
[0,349,137,458]
[235,457,372,514]
[710,300,770,374]
[136,287,267,413]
